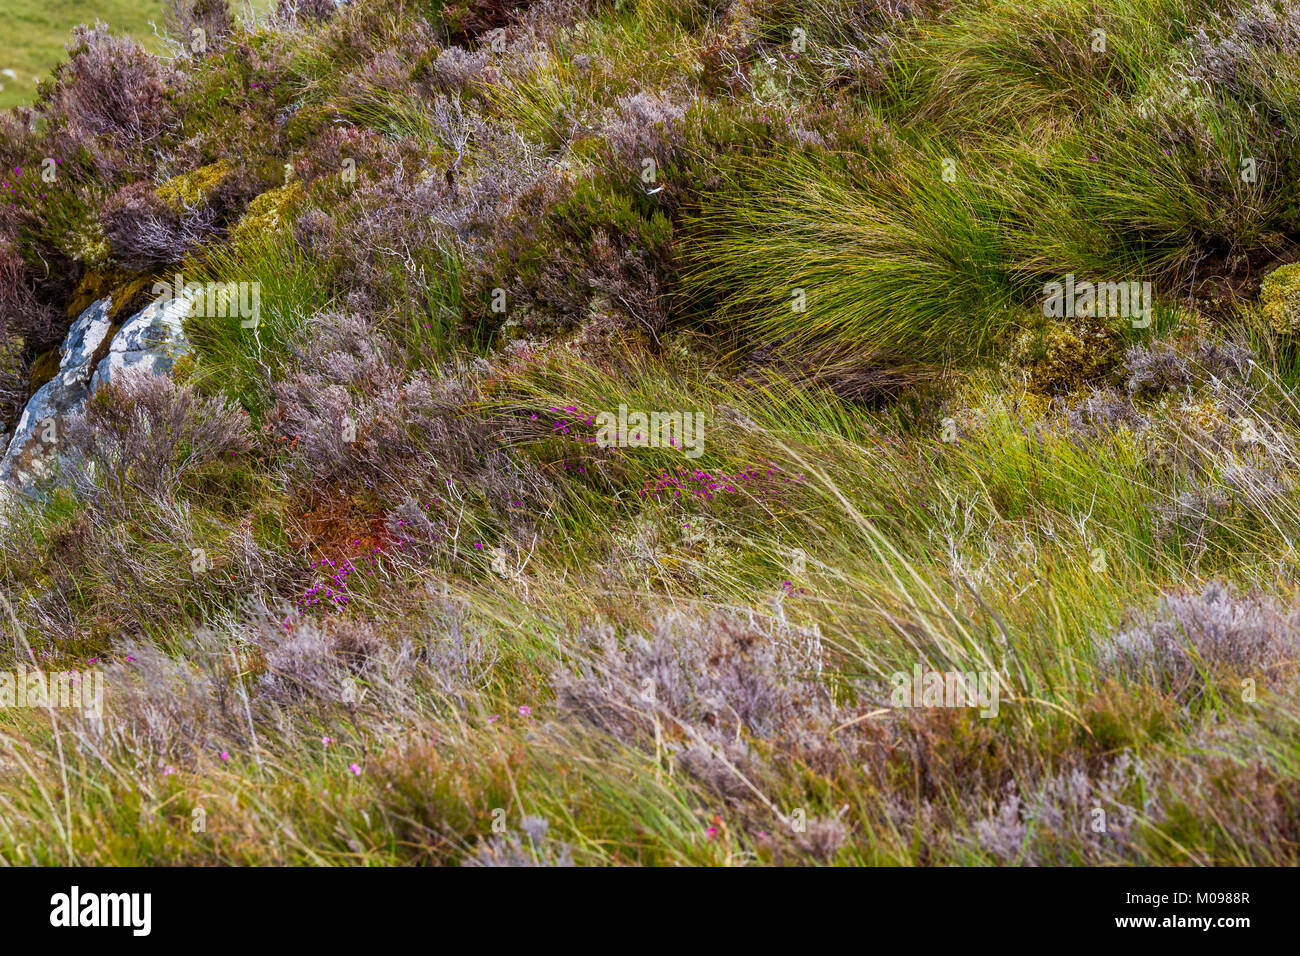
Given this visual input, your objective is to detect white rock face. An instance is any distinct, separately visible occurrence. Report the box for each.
[91,294,192,391]
[0,299,114,486]
[0,294,191,492]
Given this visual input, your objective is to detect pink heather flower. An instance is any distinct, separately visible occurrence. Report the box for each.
[518,705,532,717]
[219,751,230,762]
[322,737,334,746]
[487,715,499,724]
[706,826,717,838]
[473,541,483,549]
[349,763,362,776]
[162,765,176,776]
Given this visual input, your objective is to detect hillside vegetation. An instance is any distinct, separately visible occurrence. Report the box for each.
[1,0,1299,865]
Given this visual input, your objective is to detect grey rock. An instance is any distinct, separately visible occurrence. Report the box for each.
[0,299,113,486]
[91,294,191,390]
[0,293,191,494]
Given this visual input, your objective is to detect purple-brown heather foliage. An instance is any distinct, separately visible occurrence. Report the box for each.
[39,25,175,173]
[555,610,863,798]
[1100,582,1300,703]
[101,180,219,269]
[462,816,575,867]
[267,311,550,516]
[1064,388,1149,439]
[1180,0,1300,91]
[64,370,253,499]
[0,236,62,354]
[276,0,345,25]
[165,0,235,52]
[601,91,690,185]
[972,753,1158,865]
[1125,337,1253,396]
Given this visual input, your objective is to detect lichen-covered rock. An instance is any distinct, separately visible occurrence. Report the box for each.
[0,294,191,493]
[91,294,192,390]
[0,299,113,486]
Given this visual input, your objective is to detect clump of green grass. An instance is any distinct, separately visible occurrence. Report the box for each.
[183,230,331,415]
[684,148,1018,359]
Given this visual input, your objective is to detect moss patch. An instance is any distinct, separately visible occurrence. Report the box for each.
[1259,263,1300,335]
[1026,317,1124,397]
[156,160,234,212]
[229,182,306,251]
[66,268,162,322]
[25,347,61,394]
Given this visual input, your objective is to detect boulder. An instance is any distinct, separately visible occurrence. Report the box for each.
[91,293,191,390]
[0,293,191,491]
[0,299,113,486]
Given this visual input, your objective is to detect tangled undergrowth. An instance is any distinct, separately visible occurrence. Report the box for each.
[1,0,1300,866]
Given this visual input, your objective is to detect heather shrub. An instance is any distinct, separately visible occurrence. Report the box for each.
[63,370,253,500]
[102,181,218,270]
[36,25,176,178]
[94,633,233,763]
[266,312,549,523]
[1124,337,1254,396]
[439,0,534,43]
[554,610,859,799]
[1155,737,1300,864]
[277,0,345,24]
[0,238,62,358]
[462,817,574,867]
[1100,582,1300,703]
[599,91,690,195]
[482,174,674,339]
[165,0,236,55]
[971,753,1158,865]
[1063,388,1149,439]
[1178,0,1300,95]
